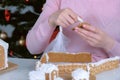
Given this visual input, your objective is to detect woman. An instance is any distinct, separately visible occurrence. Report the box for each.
[26,0,120,61]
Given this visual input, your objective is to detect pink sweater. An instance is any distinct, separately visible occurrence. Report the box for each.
[26,0,120,61]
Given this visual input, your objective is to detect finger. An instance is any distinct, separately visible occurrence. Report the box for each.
[67,9,78,22]
[78,30,96,42]
[75,29,98,47]
[82,24,97,33]
[82,29,101,41]
[57,16,69,27]
[59,22,67,28]
[82,24,105,41]
[56,18,67,27]
[64,14,75,24]
[78,31,99,47]
[75,27,100,41]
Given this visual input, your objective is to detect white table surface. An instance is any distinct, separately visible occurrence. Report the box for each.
[0,58,38,80]
[0,58,120,80]
[96,65,120,80]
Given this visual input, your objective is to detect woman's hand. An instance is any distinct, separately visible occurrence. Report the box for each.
[48,8,78,27]
[74,24,115,51]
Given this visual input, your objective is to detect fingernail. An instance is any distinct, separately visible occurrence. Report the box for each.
[74,29,79,32]
[82,24,86,28]
[75,27,79,30]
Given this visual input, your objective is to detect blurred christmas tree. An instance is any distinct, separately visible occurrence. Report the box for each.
[0,0,45,58]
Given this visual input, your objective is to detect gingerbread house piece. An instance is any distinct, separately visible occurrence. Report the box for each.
[45,70,58,80]
[57,63,87,74]
[0,39,9,70]
[89,56,120,76]
[40,52,92,63]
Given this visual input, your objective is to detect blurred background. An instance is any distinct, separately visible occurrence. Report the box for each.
[0,0,46,59]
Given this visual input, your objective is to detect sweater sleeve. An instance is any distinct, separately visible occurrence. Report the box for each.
[26,0,61,54]
[107,41,120,57]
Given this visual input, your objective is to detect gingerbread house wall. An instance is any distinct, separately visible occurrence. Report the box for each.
[40,52,92,63]
[57,64,87,74]
[0,45,5,70]
[89,58,119,75]
[0,39,9,70]
[45,70,58,80]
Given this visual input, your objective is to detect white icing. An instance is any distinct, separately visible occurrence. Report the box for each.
[29,63,58,80]
[54,77,64,80]
[29,70,45,80]
[0,39,9,69]
[90,56,120,66]
[45,53,49,62]
[35,61,42,70]
[87,64,90,74]
[36,63,58,73]
[54,56,119,67]
[72,68,89,80]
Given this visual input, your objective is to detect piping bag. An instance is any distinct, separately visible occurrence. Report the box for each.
[43,17,84,62]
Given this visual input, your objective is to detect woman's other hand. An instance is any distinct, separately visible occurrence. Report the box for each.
[74,24,115,52]
[48,8,78,28]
